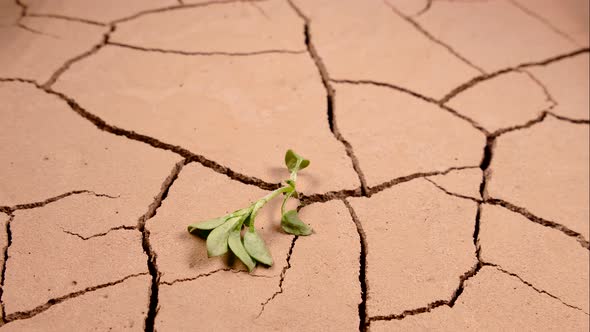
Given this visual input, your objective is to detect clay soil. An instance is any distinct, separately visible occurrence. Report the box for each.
[1,0,589,331]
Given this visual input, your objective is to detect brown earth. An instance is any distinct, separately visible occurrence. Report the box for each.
[0,0,588,331]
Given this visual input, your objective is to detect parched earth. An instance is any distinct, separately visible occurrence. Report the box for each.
[0,0,588,330]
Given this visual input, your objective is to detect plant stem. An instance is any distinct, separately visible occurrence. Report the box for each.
[249,186,292,230]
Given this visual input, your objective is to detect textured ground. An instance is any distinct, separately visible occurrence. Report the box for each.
[0,0,589,331]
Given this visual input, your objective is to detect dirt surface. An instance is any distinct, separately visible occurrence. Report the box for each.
[0,0,588,331]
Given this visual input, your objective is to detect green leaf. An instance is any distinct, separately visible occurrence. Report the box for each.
[284,149,310,173]
[244,229,273,266]
[187,216,228,233]
[228,228,257,272]
[206,217,239,257]
[281,210,312,236]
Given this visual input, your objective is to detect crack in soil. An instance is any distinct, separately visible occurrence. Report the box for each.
[136,159,186,332]
[424,178,482,203]
[0,78,283,191]
[367,207,483,324]
[160,268,273,286]
[368,123,490,326]
[342,199,369,332]
[548,112,590,125]
[256,235,297,318]
[61,225,137,241]
[0,190,119,214]
[299,166,480,206]
[331,79,488,135]
[383,0,486,74]
[485,198,590,249]
[0,213,14,323]
[0,273,148,325]
[508,0,579,45]
[368,260,484,323]
[368,166,480,195]
[15,21,57,38]
[488,263,589,315]
[414,0,433,17]
[112,0,269,24]
[107,41,307,56]
[41,24,115,89]
[286,0,369,196]
[440,48,590,104]
[26,13,107,26]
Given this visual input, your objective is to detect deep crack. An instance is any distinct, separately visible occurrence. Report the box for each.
[342,200,369,332]
[1,79,284,191]
[368,124,489,325]
[136,159,186,332]
[0,213,14,323]
[287,0,369,196]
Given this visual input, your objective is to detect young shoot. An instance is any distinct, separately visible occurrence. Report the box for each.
[187,149,312,272]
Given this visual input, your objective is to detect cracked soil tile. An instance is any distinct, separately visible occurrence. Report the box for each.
[148,163,294,282]
[335,83,485,187]
[0,275,150,331]
[528,52,589,121]
[426,168,482,201]
[446,71,552,133]
[292,0,479,99]
[371,267,590,331]
[0,82,181,228]
[156,200,360,330]
[416,0,578,72]
[479,204,589,313]
[3,195,147,315]
[22,0,175,23]
[512,0,589,47]
[487,117,589,239]
[255,201,361,330]
[0,17,104,83]
[112,0,304,53]
[348,179,478,317]
[55,46,359,194]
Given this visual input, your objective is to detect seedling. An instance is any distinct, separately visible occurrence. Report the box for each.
[187,150,313,272]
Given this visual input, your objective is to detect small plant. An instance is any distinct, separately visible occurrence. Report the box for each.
[187,150,313,272]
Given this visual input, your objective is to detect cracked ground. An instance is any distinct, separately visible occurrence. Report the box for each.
[0,0,589,330]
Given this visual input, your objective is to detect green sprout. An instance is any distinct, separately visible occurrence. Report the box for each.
[187,150,313,272]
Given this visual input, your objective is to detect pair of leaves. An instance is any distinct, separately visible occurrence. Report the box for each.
[285,149,310,173]
[188,214,273,272]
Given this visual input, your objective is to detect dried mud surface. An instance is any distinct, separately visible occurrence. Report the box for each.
[0,0,588,330]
